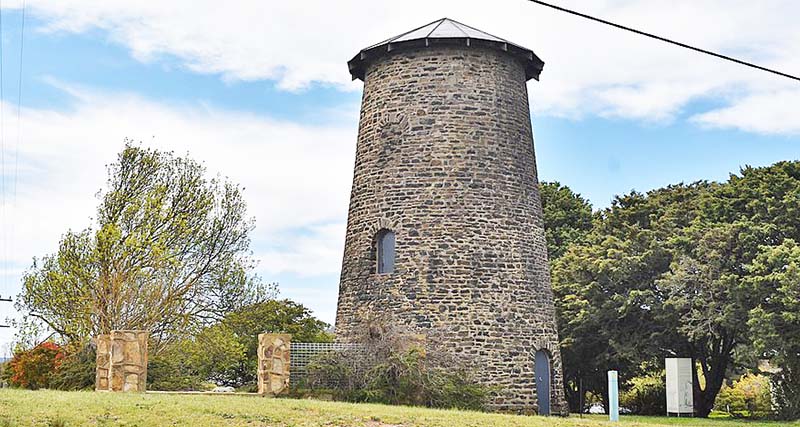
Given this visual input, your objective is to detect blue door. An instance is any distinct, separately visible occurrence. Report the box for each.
[535,350,551,415]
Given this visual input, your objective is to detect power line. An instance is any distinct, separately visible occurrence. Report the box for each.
[526,0,800,83]
[0,296,10,329]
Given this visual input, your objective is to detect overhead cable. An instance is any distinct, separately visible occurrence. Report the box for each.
[526,0,800,82]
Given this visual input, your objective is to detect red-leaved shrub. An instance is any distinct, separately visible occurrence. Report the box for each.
[7,342,65,389]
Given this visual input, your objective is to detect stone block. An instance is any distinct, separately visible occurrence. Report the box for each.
[257,333,291,395]
[94,334,111,392]
[94,330,148,392]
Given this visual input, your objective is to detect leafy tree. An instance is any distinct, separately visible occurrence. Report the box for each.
[148,299,331,389]
[550,184,705,412]
[8,316,48,353]
[148,324,247,391]
[747,239,800,419]
[539,181,593,260]
[657,221,765,417]
[16,143,271,350]
[549,172,800,417]
[149,322,249,389]
[701,162,800,243]
[187,323,248,386]
[674,161,800,417]
[552,226,671,412]
[220,299,332,386]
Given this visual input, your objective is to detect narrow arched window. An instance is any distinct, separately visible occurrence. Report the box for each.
[376,229,395,274]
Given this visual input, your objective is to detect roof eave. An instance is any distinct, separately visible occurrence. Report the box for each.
[347,38,544,82]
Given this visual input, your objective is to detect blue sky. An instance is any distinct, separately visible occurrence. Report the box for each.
[0,1,798,352]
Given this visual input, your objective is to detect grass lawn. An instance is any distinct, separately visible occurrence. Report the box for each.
[0,389,796,427]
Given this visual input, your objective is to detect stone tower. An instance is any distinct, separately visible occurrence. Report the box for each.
[336,18,567,414]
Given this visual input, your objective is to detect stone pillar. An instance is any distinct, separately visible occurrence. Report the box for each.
[94,334,111,391]
[257,333,291,395]
[95,330,148,392]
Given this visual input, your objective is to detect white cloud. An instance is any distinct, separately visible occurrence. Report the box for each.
[257,223,346,278]
[0,82,356,279]
[691,89,800,135]
[0,84,357,340]
[8,0,799,133]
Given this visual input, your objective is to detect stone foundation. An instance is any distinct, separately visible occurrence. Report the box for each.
[257,333,291,395]
[95,330,148,392]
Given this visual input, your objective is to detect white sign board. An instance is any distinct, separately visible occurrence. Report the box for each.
[666,358,694,416]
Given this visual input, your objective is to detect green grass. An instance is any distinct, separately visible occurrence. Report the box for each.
[0,389,796,427]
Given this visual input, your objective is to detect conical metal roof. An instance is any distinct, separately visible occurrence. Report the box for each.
[348,18,544,82]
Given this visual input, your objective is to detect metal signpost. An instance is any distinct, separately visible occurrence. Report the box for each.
[0,295,11,328]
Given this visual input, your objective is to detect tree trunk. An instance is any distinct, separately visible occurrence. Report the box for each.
[693,336,734,417]
[564,374,581,412]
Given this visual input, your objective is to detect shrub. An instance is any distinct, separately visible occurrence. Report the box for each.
[620,370,666,415]
[220,300,332,386]
[307,321,488,410]
[184,324,247,387]
[7,342,65,389]
[715,373,773,418]
[50,343,96,390]
[0,360,11,386]
[147,351,205,391]
[147,299,332,390]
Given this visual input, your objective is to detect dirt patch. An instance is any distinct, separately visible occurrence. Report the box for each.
[365,422,403,427]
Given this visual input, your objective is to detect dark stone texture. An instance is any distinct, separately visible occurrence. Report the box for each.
[335,44,567,414]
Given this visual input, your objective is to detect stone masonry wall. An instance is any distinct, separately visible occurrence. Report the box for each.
[95,330,148,392]
[335,45,567,414]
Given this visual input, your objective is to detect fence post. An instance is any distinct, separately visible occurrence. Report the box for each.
[608,370,619,422]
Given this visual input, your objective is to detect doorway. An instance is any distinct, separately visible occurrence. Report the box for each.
[535,350,551,415]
